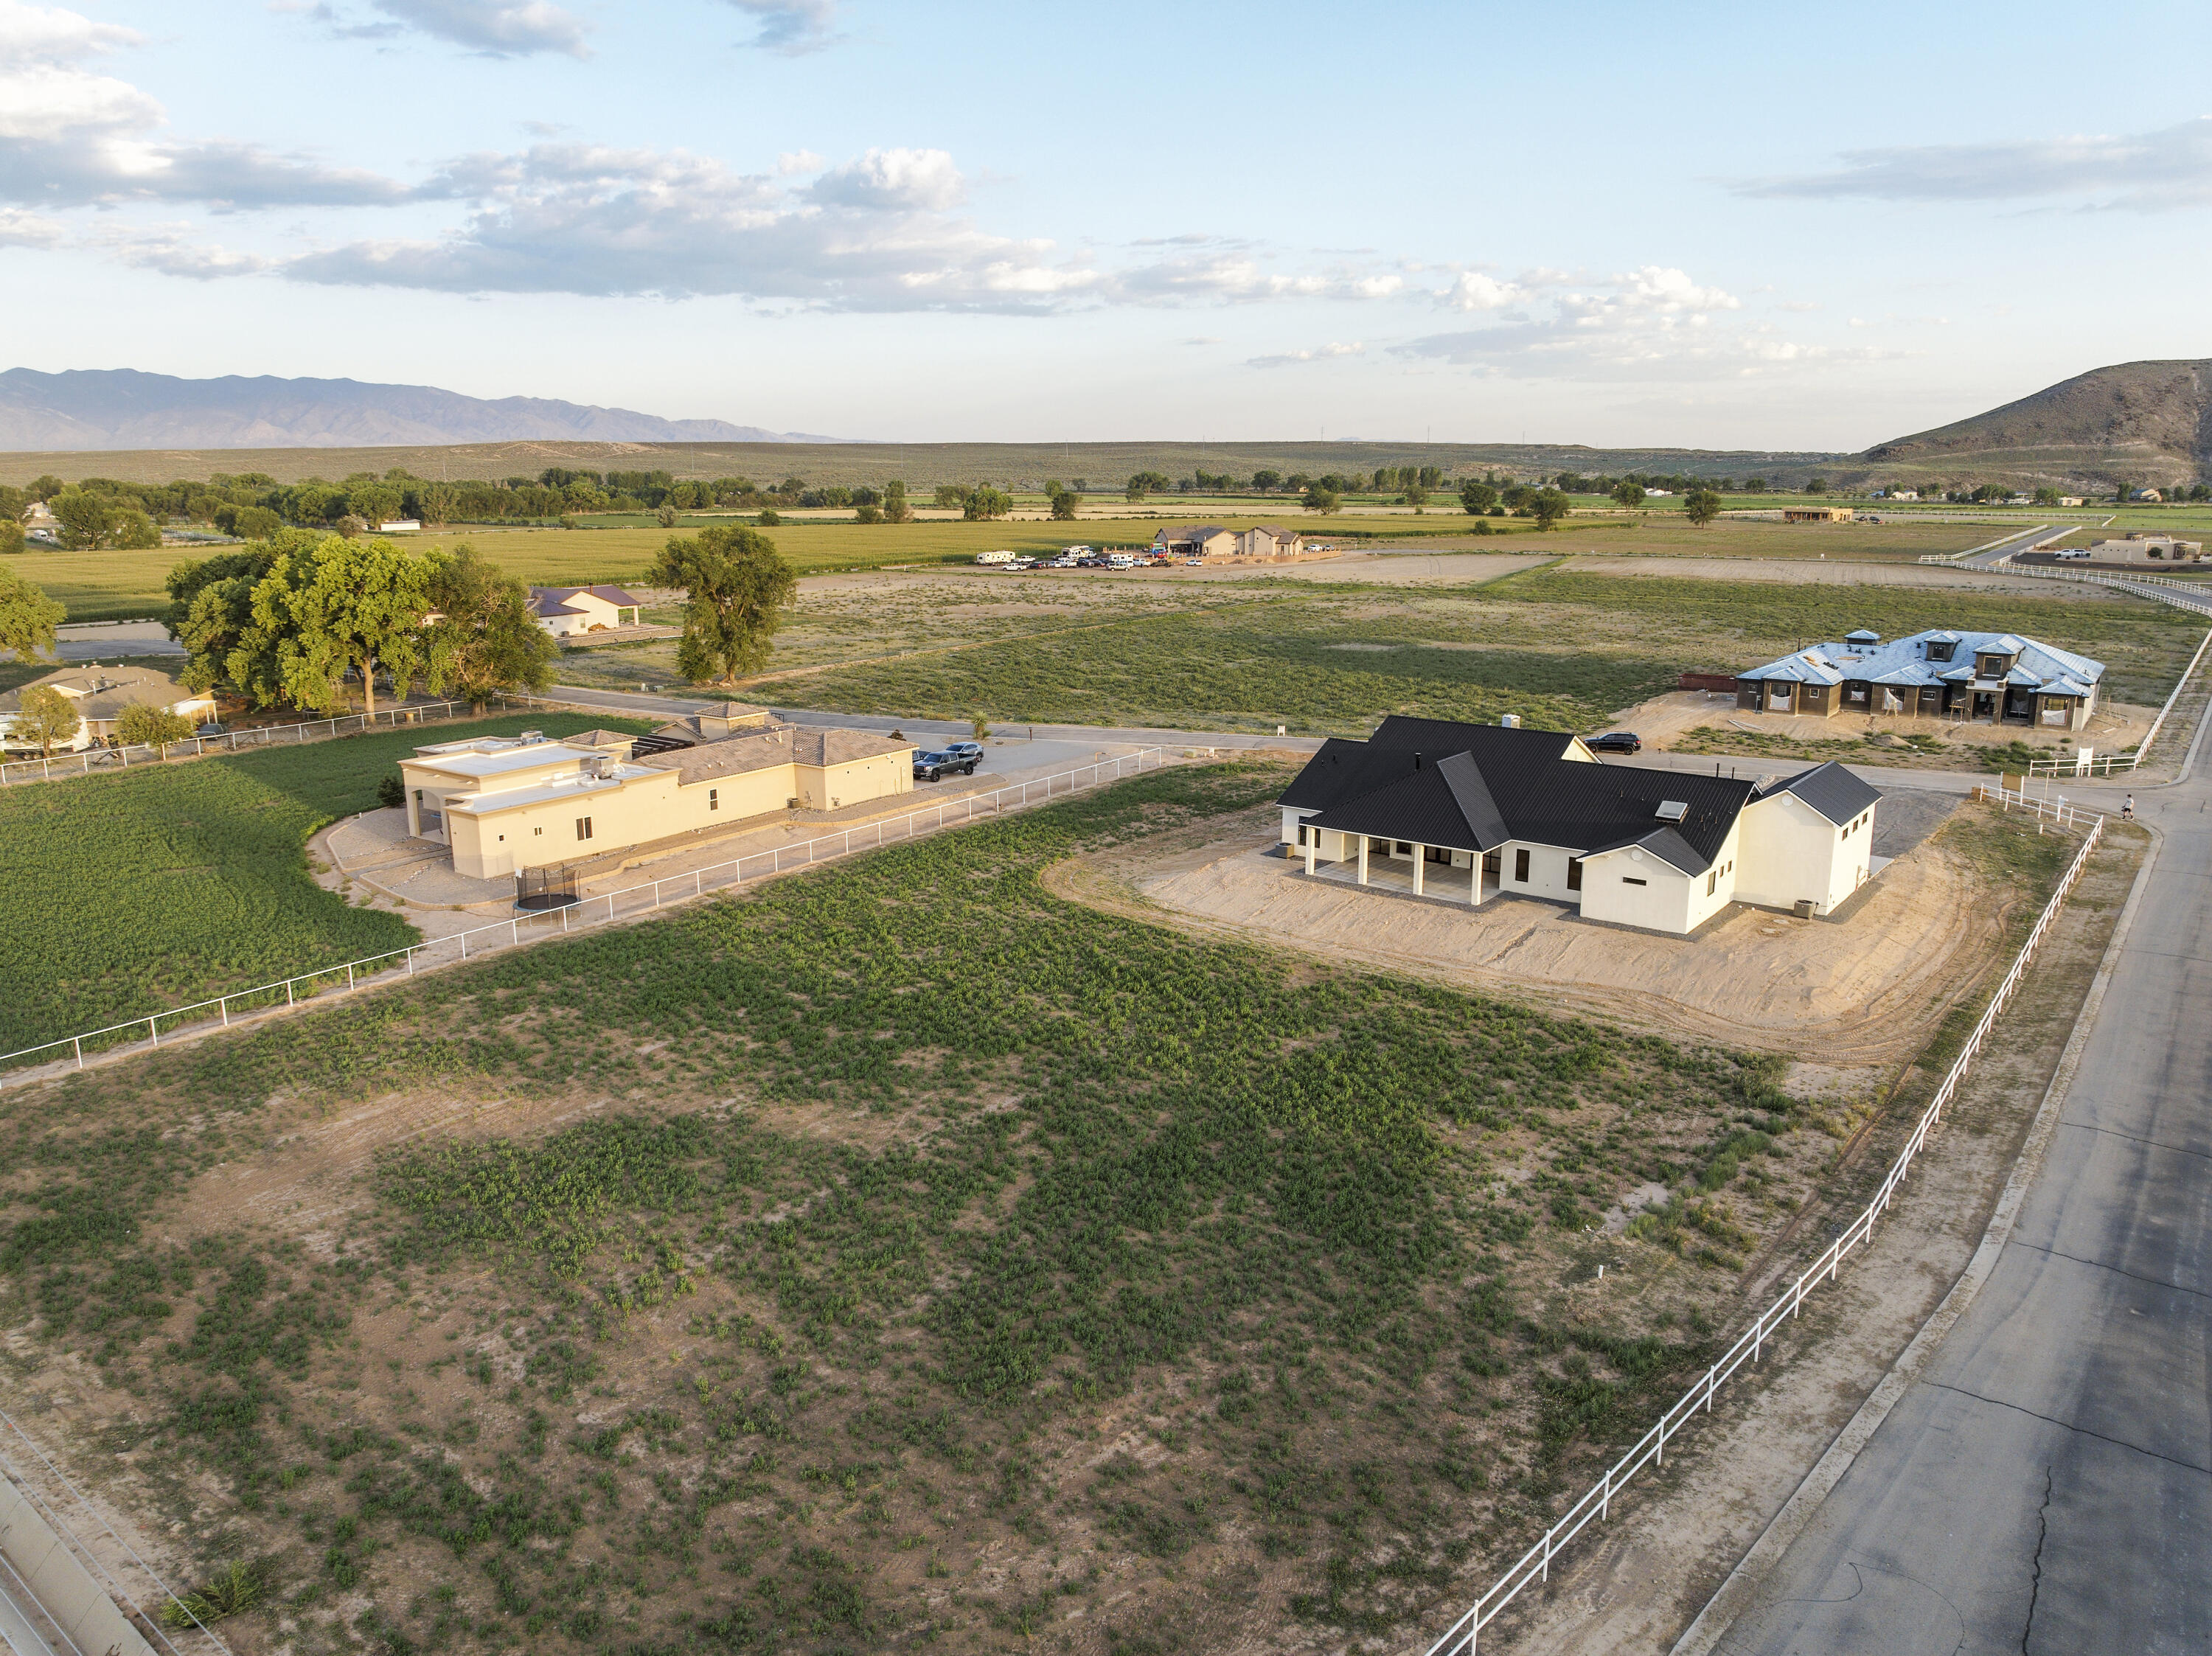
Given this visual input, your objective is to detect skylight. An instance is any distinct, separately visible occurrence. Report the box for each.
[1655,801,1688,821]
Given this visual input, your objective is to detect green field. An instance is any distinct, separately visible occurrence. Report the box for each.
[4,513,1992,623]
[0,759,2010,1655]
[0,712,650,1059]
[720,560,2208,734]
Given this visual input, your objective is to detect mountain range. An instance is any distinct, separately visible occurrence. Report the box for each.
[0,369,841,451]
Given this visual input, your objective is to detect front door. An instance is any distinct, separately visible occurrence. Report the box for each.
[1973,692,1995,720]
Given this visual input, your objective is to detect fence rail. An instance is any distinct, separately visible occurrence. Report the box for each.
[1422,810,2107,1656]
[1973,782,2103,829]
[0,698,488,787]
[0,1406,230,1656]
[0,748,1168,1085]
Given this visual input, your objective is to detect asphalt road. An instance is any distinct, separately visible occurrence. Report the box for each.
[1958,523,2079,567]
[1707,754,2210,1652]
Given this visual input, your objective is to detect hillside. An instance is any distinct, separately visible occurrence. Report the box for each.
[0,435,1841,490]
[1863,359,2212,489]
[0,368,840,451]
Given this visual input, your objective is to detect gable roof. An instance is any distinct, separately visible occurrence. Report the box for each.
[1150,524,1234,542]
[1756,760,1882,826]
[0,662,206,719]
[1738,628,2104,692]
[1285,719,1764,873]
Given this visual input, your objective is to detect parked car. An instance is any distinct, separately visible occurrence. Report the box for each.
[1588,731,1643,755]
[942,740,984,765]
[914,749,980,782]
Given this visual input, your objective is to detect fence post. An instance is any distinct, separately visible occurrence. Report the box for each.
[72,1037,82,1068]
[287,979,294,1006]
[147,1015,159,1048]
[220,997,229,1027]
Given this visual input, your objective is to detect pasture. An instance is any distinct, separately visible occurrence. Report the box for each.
[0,712,649,1060]
[0,760,2081,1656]
[14,512,1991,623]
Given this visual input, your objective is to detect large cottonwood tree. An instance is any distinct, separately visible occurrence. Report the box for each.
[650,525,796,686]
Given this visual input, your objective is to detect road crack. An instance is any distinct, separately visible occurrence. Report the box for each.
[2021,1464,2052,1653]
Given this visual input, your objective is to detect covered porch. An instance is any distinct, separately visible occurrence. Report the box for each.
[1296,833,1500,905]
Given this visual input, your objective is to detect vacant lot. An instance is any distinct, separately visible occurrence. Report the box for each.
[678,557,2208,737]
[0,762,2076,1656]
[17,514,1991,623]
[0,712,650,1060]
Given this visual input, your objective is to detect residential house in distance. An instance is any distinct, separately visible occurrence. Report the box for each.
[1275,716,1880,935]
[528,585,645,638]
[378,519,422,534]
[1781,505,1855,523]
[1736,628,2104,729]
[1149,523,1312,561]
[2080,533,2203,564]
[397,720,914,880]
[0,663,217,753]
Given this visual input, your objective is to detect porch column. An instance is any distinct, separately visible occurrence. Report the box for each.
[1304,835,1315,877]
[1412,844,1425,897]
[1470,855,1482,905]
[1357,836,1369,886]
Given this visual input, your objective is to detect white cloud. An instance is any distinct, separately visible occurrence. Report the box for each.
[776,149,826,176]
[366,0,590,58]
[726,0,838,54]
[0,1,410,207]
[1393,265,1831,380]
[1733,116,2212,210]
[0,205,63,246]
[94,223,274,278]
[809,147,964,212]
[1247,341,1365,368]
[1436,270,1523,311]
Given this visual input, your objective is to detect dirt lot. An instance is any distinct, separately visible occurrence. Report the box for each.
[1612,688,2157,770]
[1552,554,2126,598]
[1042,795,2008,1069]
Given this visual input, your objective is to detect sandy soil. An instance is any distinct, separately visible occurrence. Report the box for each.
[1043,799,1999,1067]
[1554,554,2131,598]
[1613,688,2157,760]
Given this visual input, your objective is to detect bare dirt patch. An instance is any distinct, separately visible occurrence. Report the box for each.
[1554,554,2129,596]
[1611,688,2157,769]
[1044,801,2000,1068]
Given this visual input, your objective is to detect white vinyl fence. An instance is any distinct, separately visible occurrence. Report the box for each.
[1420,812,2107,1656]
[0,1406,231,1656]
[0,748,1167,1085]
[0,698,487,787]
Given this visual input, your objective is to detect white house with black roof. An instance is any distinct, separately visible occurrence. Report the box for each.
[1277,716,1883,936]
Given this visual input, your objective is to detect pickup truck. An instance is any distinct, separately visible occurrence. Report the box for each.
[914,749,981,782]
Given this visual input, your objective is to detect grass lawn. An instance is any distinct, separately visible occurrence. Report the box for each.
[0,712,651,1060]
[0,761,2079,1655]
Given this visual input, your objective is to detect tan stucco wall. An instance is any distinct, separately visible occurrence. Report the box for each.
[1579,849,1696,932]
[448,768,684,878]
[1735,791,1870,915]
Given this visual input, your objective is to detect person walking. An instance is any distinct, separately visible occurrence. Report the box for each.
[2123,793,2135,821]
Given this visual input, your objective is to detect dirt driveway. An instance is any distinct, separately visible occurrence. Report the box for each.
[1045,798,1997,1067]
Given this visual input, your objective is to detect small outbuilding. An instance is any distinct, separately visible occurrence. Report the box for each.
[529,585,644,637]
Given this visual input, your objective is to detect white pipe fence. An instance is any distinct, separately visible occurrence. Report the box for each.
[0,1406,231,1656]
[1421,811,2106,1656]
[1973,782,2102,830]
[0,697,485,787]
[0,748,1167,1085]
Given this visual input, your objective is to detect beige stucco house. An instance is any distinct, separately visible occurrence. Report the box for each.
[0,664,217,753]
[1150,523,1311,561]
[529,585,645,638]
[398,720,914,880]
[1276,716,1879,935]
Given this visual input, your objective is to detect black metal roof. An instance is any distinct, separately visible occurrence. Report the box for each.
[1761,760,1882,826]
[1284,721,1761,874]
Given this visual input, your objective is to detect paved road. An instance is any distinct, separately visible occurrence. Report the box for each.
[1952,523,2079,567]
[1707,750,2211,1652]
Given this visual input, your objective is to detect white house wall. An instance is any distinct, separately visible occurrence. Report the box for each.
[1495,840,1584,905]
[1735,792,1871,914]
[1579,848,1696,932]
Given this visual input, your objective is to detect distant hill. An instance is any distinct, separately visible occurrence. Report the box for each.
[1863,359,2212,489]
[0,369,841,451]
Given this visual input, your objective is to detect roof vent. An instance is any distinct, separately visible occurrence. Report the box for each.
[1499,713,1521,728]
[520,729,545,744]
[1655,800,1689,822]
[1846,628,1880,644]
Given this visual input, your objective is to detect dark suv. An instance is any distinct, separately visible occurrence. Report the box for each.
[1588,731,1642,755]
[914,750,981,782]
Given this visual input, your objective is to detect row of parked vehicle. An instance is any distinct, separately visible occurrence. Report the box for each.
[912,740,984,782]
[976,546,1200,572]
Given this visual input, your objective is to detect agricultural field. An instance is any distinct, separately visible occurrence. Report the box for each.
[0,762,2084,1656]
[692,560,2208,737]
[10,513,1990,625]
[0,712,650,1060]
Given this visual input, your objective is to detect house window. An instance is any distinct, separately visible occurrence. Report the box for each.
[1622,876,1647,886]
[1566,857,1582,891]
[1296,823,1308,845]
[1707,870,1717,895]
[576,816,594,841]
[534,827,543,836]
[709,788,720,811]
[1927,641,1954,662]
[1514,848,1530,883]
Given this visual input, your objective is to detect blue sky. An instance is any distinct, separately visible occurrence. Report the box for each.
[4,0,2211,449]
